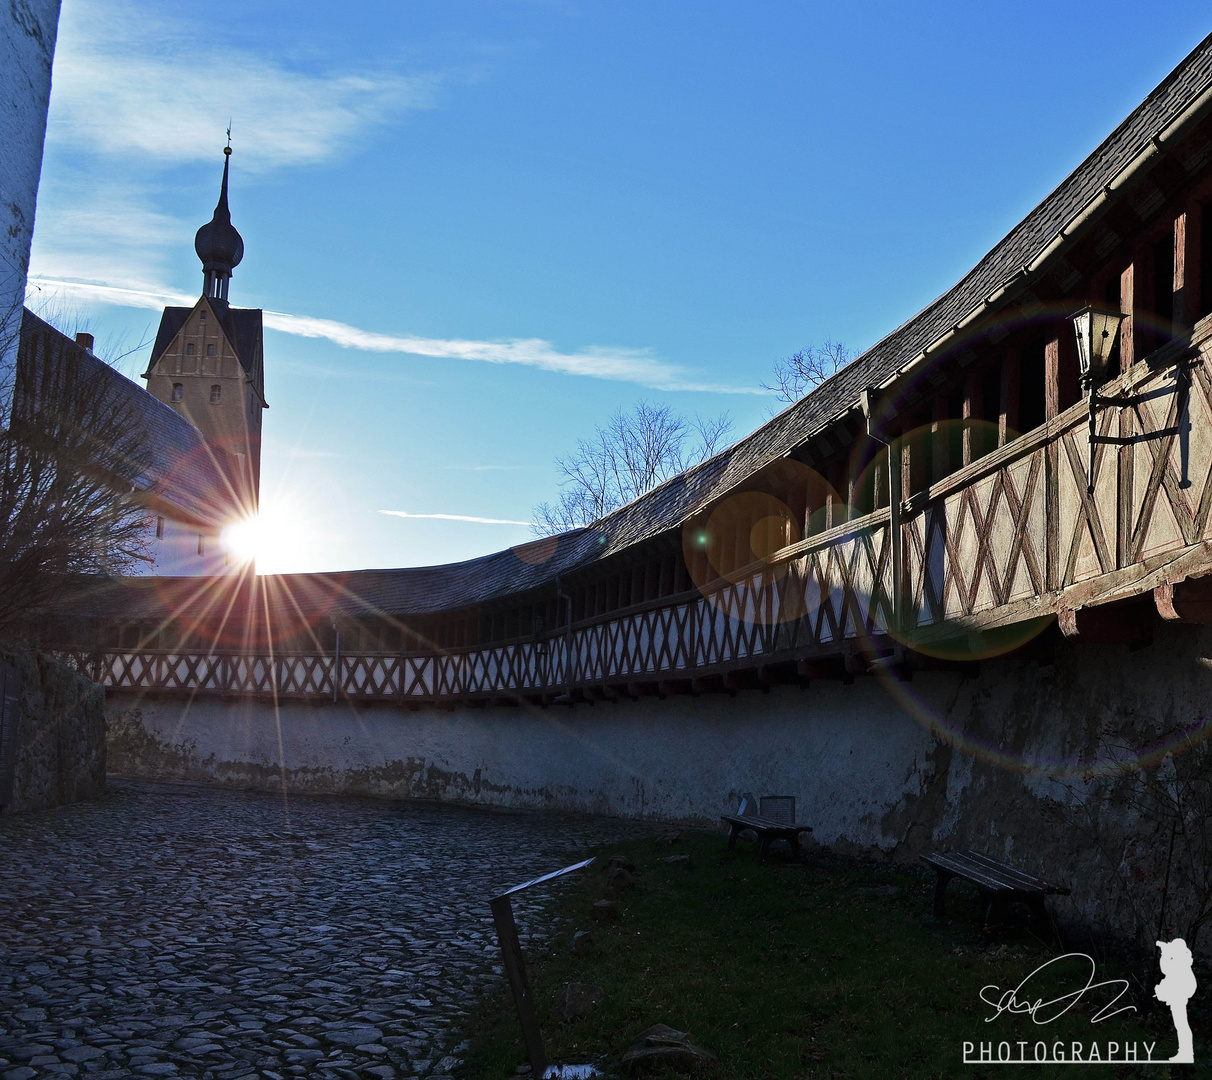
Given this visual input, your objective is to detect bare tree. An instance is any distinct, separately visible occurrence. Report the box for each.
[25,293,154,381]
[0,313,152,641]
[763,339,853,404]
[532,401,732,534]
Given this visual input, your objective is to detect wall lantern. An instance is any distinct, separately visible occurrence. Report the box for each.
[1070,306,1125,496]
[1072,306,1123,394]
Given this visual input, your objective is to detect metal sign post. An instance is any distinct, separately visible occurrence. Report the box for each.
[489,857,595,1077]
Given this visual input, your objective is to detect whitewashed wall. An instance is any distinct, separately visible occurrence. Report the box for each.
[0,0,60,419]
[106,620,1212,941]
[139,515,235,577]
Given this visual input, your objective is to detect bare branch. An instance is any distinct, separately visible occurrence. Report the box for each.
[0,312,153,642]
[762,339,853,405]
[531,401,733,535]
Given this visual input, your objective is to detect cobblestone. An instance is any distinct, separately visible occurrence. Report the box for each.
[0,779,647,1078]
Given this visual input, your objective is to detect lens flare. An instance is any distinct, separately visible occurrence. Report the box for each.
[221,517,261,565]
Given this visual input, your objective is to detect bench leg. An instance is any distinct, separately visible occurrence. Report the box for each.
[932,871,953,919]
[1027,896,1061,945]
[790,833,802,863]
[983,893,1011,940]
[727,825,739,853]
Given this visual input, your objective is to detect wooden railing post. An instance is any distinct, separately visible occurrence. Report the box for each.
[1045,335,1064,591]
[999,348,1020,447]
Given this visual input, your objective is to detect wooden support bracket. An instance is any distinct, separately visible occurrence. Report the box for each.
[1056,600,1154,647]
[1154,576,1212,624]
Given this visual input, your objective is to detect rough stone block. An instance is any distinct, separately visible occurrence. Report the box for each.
[621,1024,717,1074]
[552,982,603,1021]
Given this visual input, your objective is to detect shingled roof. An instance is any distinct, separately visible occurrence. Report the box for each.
[98,31,1212,622]
[20,310,244,528]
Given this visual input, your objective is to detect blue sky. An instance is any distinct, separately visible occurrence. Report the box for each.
[26,0,1212,573]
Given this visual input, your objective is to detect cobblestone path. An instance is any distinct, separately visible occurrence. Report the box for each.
[0,780,648,1080]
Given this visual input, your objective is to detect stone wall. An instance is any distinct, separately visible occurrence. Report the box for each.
[2,649,106,813]
[107,618,1212,946]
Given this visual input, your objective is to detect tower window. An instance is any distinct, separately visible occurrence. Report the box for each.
[200,310,207,320]
[197,534,204,556]
[206,344,215,356]
[171,383,183,401]
[210,384,221,404]
[186,343,195,355]
[155,516,164,539]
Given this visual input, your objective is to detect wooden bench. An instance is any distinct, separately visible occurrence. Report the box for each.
[721,795,812,862]
[922,850,1069,935]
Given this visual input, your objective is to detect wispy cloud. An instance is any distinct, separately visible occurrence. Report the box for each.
[30,0,438,313]
[380,511,533,526]
[27,277,193,314]
[262,310,723,390]
[48,0,435,172]
[442,464,532,471]
[29,277,765,394]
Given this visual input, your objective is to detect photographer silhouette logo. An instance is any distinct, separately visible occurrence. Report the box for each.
[962,941,1198,1064]
[1155,938,1196,1065]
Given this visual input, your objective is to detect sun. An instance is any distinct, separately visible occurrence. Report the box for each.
[219,498,318,574]
[220,516,264,566]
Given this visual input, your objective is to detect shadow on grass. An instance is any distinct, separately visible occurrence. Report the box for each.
[459,832,1191,1079]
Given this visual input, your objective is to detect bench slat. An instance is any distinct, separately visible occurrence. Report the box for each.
[721,814,811,834]
[962,851,1069,895]
[921,851,1069,896]
[922,853,1021,893]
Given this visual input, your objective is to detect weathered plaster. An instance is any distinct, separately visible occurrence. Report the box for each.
[107,621,1212,941]
[0,0,60,412]
[107,677,942,848]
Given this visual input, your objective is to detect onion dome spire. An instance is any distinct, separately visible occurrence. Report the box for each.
[194,140,244,303]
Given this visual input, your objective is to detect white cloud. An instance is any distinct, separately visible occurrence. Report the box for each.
[48,0,435,172]
[27,277,193,314]
[262,310,699,388]
[380,511,533,526]
[28,276,765,394]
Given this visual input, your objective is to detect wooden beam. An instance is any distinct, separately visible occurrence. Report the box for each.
[1056,601,1154,648]
[1175,201,1202,330]
[901,415,919,499]
[962,369,981,467]
[999,349,1020,447]
[1045,330,1080,422]
[1120,261,1136,369]
[1044,335,1061,422]
[1154,577,1212,624]
[931,394,949,482]
[1133,240,1155,361]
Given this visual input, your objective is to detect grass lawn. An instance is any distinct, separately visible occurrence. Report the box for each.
[458,831,1196,1079]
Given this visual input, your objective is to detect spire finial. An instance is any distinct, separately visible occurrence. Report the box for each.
[195,142,244,303]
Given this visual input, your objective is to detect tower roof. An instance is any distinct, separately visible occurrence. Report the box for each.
[194,146,244,276]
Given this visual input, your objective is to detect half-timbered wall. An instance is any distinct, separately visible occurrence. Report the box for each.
[65,303,1212,705]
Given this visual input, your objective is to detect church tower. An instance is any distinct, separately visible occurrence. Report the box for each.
[142,145,267,512]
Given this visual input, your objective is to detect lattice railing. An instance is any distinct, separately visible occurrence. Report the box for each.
[71,335,1212,704]
[69,511,895,702]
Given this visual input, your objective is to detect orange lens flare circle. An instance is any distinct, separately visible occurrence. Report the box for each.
[849,419,1052,662]
[681,462,839,627]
